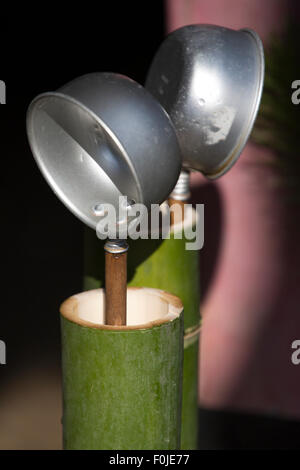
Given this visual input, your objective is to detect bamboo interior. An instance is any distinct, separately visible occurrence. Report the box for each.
[60,287,183,330]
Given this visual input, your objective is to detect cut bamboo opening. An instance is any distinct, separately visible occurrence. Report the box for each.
[60,287,184,450]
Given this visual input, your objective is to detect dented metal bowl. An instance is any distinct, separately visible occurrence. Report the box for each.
[146,24,264,178]
[27,72,181,229]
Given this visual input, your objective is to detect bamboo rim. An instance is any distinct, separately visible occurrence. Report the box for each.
[60,287,183,331]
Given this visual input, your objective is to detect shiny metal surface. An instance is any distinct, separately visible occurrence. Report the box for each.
[169,169,191,201]
[27,73,181,229]
[104,239,129,254]
[146,24,264,178]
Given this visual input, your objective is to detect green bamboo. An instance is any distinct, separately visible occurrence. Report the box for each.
[83,208,200,449]
[60,287,184,450]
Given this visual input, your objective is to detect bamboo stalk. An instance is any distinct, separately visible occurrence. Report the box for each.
[60,287,184,450]
[83,206,200,449]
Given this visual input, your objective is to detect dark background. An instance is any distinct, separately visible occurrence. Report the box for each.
[0,1,299,450]
[0,3,165,367]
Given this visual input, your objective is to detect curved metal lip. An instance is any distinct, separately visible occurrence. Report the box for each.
[26,91,143,230]
[202,28,265,179]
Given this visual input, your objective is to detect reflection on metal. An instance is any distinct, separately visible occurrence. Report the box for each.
[146,24,265,178]
[27,73,182,231]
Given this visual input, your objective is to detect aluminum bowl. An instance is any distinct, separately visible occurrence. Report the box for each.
[27,72,182,229]
[146,24,264,178]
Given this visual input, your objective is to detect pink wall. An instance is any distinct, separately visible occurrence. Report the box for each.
[166,0,289,43]
[166,0,300,418]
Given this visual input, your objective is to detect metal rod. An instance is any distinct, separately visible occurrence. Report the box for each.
[168,198,185,226]
[168,169,191,225]
[104,239,129,326]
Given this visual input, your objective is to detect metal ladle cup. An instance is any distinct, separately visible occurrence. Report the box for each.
[27,72,182,231]
[146,24,264,179]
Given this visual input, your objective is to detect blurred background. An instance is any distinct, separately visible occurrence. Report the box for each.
[0,0,299,449]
